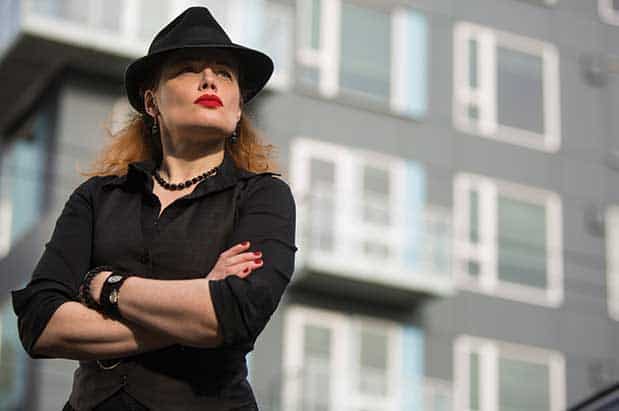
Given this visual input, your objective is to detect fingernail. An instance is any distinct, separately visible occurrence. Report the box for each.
[253,251,262,256]
[254,259,263,264]
[241,241,249,246]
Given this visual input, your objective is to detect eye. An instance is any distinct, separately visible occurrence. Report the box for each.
[217,69,232,78]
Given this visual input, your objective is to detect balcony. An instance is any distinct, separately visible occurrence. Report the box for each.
[293,191,454,305]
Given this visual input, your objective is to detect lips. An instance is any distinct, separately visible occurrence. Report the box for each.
[194,94,223,107]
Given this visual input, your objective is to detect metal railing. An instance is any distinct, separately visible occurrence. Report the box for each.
[296,191,453,294]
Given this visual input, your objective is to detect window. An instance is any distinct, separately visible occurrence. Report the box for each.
[453,22,560,152]
[454,336,565,411]
[290,138,452,293]
[599,0,619,25]
[0,300,28,409]
[516,0,558,6]
[0,133,47,259]
[453,173,562,306]
[29,0,124,31]
[606,206,619,320]
[296,0,428,117]
[282,306,424,411]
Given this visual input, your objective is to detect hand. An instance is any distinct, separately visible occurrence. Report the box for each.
[206,241,263,281]
[89,271,112,305]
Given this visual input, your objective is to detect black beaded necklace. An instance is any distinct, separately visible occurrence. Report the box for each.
[152,165,218,191]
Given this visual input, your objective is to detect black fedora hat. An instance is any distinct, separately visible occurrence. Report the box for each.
[125,6,274,114]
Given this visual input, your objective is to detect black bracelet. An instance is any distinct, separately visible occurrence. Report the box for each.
[79,266,116,311]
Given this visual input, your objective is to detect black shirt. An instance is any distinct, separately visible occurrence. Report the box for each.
[11,149,297,409]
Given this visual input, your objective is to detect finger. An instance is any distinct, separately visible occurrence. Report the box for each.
[225,259,263,276]
[225,250,262,266]
[219,241,250,258]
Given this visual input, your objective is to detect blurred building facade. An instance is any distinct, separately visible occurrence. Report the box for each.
[0,0,618,410]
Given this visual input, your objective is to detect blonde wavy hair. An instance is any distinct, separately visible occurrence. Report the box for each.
[82,53,278,177]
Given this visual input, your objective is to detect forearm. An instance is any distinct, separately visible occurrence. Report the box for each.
[34,301,177,360]
[116,276,222,348]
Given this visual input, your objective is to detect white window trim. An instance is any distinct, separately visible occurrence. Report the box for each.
[599,0,619,25]
[0,197,11,259]
[454,173,563,307]
[606,206,619,320]
[289,137,452,294]
[454,335,565,411]
[424,378,454,411]
[296,0,425,116]
[290,137,406,281]
[282,305,403,411]
[453,22,561,152]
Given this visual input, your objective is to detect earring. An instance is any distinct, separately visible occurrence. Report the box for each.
[230,124,239,144]
[151,118,159,136]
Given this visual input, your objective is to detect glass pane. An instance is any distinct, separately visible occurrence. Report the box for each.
[0,301,27,409]
[311,0,321,49]
[497,196,547,288]
[469,38,478,88]
[299,66,320,87]
[363,240,390,260]
[469,352,480,411]
[138,0,170,40]
[303,325,331,411]
[310,159,335,252]
[362,165,390,225]
[340,2,391,101]
[359,328,388,397]
[468,104,480,121]
[497,47,544,134]
[261,2,293,79]
[99,0,122,31]
[37,0,92,24]
[469,190,480,243]
[499,357,549,411]
[2,138,45,243]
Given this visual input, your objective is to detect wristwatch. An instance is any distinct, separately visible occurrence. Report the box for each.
[99,272,131,320]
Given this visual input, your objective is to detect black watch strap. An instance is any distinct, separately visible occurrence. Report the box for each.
[100,272,131,320]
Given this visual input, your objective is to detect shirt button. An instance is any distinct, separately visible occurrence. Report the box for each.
[121,375,128,386]
[140,253,150,264]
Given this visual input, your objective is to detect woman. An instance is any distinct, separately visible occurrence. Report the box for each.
[11,7,297,411]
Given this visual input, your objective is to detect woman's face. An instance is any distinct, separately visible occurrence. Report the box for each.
[144,49,242,146]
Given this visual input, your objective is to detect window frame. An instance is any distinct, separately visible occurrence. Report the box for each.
[453,22,561,152]
[453,173,563,307]
[295,0,427,117]
[599,0,619,26]
[454,335,565,411]
[606,206,619,320]
[282,305,403,411]
[290,137,408,277]
[0,145,11,259]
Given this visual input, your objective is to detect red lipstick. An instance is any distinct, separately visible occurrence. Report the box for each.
[194,94,223,107]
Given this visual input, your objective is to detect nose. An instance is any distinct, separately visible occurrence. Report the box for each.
[199,67,218,91]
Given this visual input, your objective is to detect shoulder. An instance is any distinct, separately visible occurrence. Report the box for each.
[68,175,121,204]
[240,174,296,212]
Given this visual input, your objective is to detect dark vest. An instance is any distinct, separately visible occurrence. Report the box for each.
[69,170,270,411]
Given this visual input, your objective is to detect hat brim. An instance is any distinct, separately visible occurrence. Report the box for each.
[124,43,274,114]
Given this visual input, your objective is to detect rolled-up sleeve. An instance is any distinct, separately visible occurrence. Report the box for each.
[11,178,95,358]
[209,175,297,347]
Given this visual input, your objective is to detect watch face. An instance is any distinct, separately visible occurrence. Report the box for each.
[109,289,119,304]
[107,275,123,284]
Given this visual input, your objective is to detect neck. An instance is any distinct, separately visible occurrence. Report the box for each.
[158,149,225,183]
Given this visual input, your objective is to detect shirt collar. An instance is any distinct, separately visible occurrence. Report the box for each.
[102,150,279,196]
